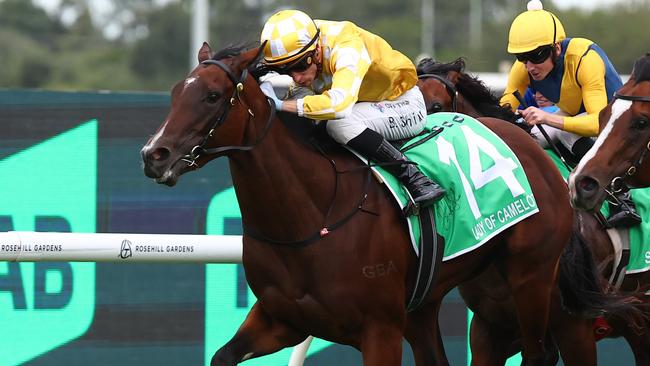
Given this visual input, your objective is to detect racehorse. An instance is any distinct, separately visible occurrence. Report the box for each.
[417,56,649,365]
[569,54,650,365]
[142,43,606,366]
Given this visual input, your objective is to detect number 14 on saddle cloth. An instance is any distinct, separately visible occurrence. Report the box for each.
[372,112,539,259]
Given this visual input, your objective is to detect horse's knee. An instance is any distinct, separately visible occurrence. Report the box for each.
[360,324,404,366]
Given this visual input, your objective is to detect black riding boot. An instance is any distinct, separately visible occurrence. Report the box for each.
[607,191,642,228]
[347,128,445,208]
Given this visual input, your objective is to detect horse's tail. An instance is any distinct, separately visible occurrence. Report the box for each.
[558,226,644,322]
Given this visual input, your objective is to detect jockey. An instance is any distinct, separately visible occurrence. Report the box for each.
[500,0,641,228]
[258,9,445,208]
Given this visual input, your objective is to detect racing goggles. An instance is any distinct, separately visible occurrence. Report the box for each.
[270,50,316,75]
[515,45,554,64]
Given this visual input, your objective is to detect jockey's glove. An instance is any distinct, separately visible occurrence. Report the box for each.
[259,82,283,111]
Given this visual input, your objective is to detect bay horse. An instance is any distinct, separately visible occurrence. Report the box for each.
[141,43,600,365]
[417,57,649,365]
[569,54,650,359]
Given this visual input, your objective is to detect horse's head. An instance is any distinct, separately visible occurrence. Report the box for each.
[416,57,462,114]
[569,53,650,210]
[141,42,267,186]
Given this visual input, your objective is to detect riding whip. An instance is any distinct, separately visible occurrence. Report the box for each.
[513,90,573,171]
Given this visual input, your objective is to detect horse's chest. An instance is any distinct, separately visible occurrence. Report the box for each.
[244,265,312,305]
[255,286,324,323]
[245,267,343,320]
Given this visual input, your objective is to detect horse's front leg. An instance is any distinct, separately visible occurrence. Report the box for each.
[210,301,306,366]
[404,301,449,366]
[468,314,519,366]
[503,255,557,366]
[360,323,404,366]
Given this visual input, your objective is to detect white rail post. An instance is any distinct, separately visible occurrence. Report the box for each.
[288,336,313,366]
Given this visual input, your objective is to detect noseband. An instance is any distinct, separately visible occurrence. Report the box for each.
[608,91,650,192]
[418,73,459,112]
[613,91,650,103]
[181,59,276,167]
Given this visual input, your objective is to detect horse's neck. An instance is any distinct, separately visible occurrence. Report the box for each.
[457,95,482,118]
[228,114,342,240]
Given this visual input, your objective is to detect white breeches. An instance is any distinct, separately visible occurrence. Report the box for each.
[325,86,427,144]
[531,110,585,151]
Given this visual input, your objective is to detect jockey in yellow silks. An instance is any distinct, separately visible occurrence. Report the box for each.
[500,0,639,227]
[258,9,445,208]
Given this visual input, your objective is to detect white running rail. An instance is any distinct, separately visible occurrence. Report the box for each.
[0,231,242,263]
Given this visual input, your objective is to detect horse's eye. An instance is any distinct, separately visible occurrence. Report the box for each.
[633,117,649,130]
[430,103,443,113]
[205,92,220,104]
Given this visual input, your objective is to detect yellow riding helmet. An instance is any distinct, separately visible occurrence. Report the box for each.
[260,10,320,66]
[507,0,566,54]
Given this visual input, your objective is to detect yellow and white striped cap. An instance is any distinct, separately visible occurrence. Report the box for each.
[260,10,319,65]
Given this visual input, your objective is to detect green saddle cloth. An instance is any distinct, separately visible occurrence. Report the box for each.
[546,150,650,274]
[372,112,539,260]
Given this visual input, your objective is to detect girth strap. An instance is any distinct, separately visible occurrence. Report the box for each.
[407,205,444,312]
[605,227,631,290]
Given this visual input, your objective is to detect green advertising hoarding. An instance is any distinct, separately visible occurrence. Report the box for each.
[0,121,97,365]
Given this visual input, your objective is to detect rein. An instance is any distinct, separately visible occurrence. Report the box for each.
[418,73,459,112]
[608,91,650,192]
[181,59,276,167]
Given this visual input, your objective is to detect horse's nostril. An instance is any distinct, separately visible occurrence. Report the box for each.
[577,176,599,193]
[150,147,170,162]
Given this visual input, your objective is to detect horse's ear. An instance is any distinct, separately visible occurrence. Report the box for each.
[239,42,266,70]
[446,71,460,85]
[256,41,267,63]
[198,42,212,63]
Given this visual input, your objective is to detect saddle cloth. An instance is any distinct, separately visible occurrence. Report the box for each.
[356,112,539,260]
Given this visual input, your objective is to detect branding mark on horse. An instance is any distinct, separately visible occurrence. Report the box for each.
[362,261,398,278]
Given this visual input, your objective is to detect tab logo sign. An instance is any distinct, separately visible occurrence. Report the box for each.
[0,121,97,365]
[204,187,331,365]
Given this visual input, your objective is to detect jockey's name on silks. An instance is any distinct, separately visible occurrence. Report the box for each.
[374,112,539,260]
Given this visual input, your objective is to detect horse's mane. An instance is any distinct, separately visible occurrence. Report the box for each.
[211,43,257,61]
[417,57,465,76]
[632,52,650,84]
[416,57,519,123]
[210,42,268,81]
